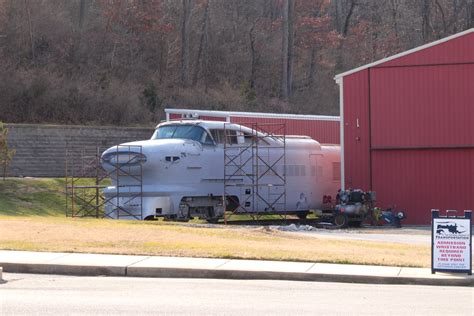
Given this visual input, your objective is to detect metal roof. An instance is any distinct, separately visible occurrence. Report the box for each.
[334,28,474,80]
[165,108,340,121]
[157,119,240,129]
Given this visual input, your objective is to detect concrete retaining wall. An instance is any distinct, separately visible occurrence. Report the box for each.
[5,124,154,177]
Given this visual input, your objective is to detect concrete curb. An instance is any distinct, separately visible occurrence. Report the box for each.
[0,251,472,287]
[125,266,474,286]
[1,263,125,277]
[2,264,472,287]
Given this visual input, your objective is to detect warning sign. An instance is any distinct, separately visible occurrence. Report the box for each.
[431,210,472,275]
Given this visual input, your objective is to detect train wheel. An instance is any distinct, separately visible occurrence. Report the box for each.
[348,220,362,227]
[205,207,219,224]
[333,213,348,228]
[296,211,309,220]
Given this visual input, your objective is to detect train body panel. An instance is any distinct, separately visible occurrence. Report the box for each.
[101,120,341,220]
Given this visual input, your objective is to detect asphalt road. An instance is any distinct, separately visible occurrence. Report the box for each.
[1,273,472,315]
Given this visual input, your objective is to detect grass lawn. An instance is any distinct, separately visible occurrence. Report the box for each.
[0,178,432,267]
[0,178,66,216]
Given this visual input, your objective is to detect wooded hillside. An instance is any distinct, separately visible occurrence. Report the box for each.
[0,0,472,126]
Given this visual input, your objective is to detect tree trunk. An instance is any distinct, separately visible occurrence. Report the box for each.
[281,0,293,100]
[249,21,258,90]
[307,46,316,87]
[181,0,192,87]
[449,0,461,33]
[334,0,341,32]
[389,0,400,39]
[370,2,379,59]
[434,0,447,38]
[335,0,356,71]
[265,0,278,21]
[192,0,210,87]
[71,0,88,64]
[24,0,35,61]
[421,0,432,41]
[468,0,474,28]
[203,1,210,93]
[341,0,355,37]
[281,0,289,100]
[287,0,294,98]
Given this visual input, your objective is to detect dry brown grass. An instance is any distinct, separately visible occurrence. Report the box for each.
[0,216,432,267]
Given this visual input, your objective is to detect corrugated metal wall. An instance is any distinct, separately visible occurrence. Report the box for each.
[370,65,474,148]
[342,31,474,224]
[342,70,371,190]
[168,112,340,144]
[230,116,340,144]
[382,32,474,67]
[372,149,474,224]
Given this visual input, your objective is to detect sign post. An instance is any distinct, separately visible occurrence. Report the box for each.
[431,209,472,275]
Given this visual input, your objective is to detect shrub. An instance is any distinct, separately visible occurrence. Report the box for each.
[0,122,16,180]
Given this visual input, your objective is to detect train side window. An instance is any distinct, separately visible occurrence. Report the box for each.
[202,131,215,145]
[318,166,323,178]
[210,129,238,144]
[226,130,238,144]
[210,129,225,144]
[332,162,341,181]
[152,125,177,139]
[243,132,256,144]
[300,165,306,177]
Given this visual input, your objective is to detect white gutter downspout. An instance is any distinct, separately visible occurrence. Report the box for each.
[336,77,345,190]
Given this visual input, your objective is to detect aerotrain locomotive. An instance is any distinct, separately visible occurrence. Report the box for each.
[101,120,341,221]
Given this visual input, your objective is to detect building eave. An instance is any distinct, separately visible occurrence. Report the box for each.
[334,28,474,80]
[165,108,340,122]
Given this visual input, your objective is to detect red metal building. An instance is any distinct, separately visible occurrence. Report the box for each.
[165,108,340,144]
[335,28,474,224]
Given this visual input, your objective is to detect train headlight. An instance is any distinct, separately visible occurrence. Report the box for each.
[102,151,147,166]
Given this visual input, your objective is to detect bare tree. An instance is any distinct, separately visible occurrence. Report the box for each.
[389,0,400,38]
[334,0,357,71]
[24,0,34,61]
[0,0,471,125]
[281,0,294,100]
[421,0,433,41]
[307,46,317,87]
[193,0,210,90]
[180,0,192,87]
[248,18,259,90]
[0,122,15,180]
[287,0,294,98]
[71,0,88,64]
[469,0,474,28]
[333,0,356,36]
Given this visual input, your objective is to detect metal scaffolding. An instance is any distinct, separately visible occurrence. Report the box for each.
[223,123,286,223]
[65,147,107,218]
[65,145,144,220]
[102,145,144,220]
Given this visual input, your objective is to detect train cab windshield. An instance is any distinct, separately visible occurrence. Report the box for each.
[151,123,268,146]
[151,125,214,145]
